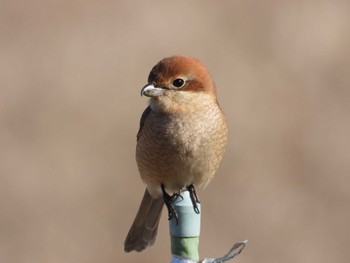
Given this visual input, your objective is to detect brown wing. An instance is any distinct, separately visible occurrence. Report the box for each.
[137,106,151,141]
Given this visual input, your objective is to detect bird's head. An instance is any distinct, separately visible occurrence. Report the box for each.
[141,56,217,112]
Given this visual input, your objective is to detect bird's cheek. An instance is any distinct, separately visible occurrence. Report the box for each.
[162,89,175,96]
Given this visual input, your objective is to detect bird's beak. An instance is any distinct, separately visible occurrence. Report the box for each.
[141,84,165,97]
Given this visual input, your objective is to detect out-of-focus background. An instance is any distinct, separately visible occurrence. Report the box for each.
[1,1,349,262]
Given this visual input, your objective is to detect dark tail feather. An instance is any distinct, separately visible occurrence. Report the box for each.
[124,189,164,252]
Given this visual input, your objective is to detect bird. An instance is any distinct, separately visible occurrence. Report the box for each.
[124,55,228,252]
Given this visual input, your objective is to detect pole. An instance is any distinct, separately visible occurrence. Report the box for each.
[168,190,248,263]
[169,191,200,262]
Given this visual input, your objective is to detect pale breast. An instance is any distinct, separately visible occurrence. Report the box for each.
[136,99,228,196]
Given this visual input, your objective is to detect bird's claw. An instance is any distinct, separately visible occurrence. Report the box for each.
[161,184,183,224]
[161,184,200,223]
[187,184,200,214]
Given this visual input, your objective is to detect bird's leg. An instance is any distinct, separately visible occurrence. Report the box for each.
[161,184,182,224]
[187,184,200,214]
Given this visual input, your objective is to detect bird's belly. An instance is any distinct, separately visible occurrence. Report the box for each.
[137,137,211,194]
[136,112,226,195]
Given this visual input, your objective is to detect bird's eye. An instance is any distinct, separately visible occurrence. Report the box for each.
[172,78,186,88]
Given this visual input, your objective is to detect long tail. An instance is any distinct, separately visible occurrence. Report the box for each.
[124,189,164,252]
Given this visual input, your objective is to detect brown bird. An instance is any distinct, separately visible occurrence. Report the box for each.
[124,55,228,252]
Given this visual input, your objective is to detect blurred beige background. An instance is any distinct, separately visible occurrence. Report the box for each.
[1,1,349,262]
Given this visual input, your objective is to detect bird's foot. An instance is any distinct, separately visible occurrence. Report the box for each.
[161,184,183,224]
[187,184,200,214]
